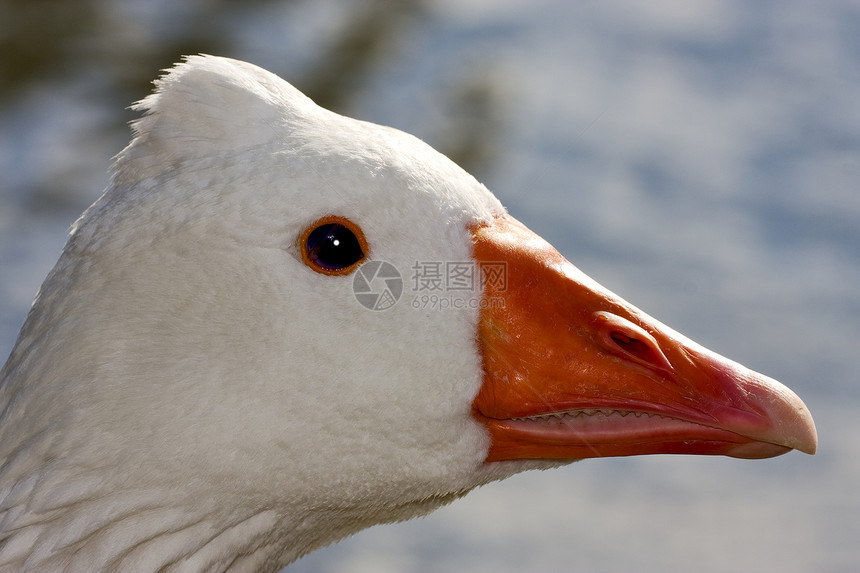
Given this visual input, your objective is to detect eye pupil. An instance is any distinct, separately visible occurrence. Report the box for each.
[305,222,365,273]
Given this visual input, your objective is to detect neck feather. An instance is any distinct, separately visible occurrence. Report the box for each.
[0,467,297,572]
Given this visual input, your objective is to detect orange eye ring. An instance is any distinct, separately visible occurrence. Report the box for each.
[299,215,369,276]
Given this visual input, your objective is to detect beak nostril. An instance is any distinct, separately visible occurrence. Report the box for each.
[609,331,666,369]
[610,331,648,355]
[594,312,673,374]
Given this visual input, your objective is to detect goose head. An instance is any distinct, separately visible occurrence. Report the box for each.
[0,56,816,571]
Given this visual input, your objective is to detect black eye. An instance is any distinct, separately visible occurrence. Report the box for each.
[301,216,368,275]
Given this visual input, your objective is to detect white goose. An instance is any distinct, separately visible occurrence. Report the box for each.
[0,56,816,572]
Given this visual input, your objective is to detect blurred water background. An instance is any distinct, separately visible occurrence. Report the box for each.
[1,1,858,571]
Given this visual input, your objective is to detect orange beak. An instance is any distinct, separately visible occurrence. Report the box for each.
[471,214,817,462]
